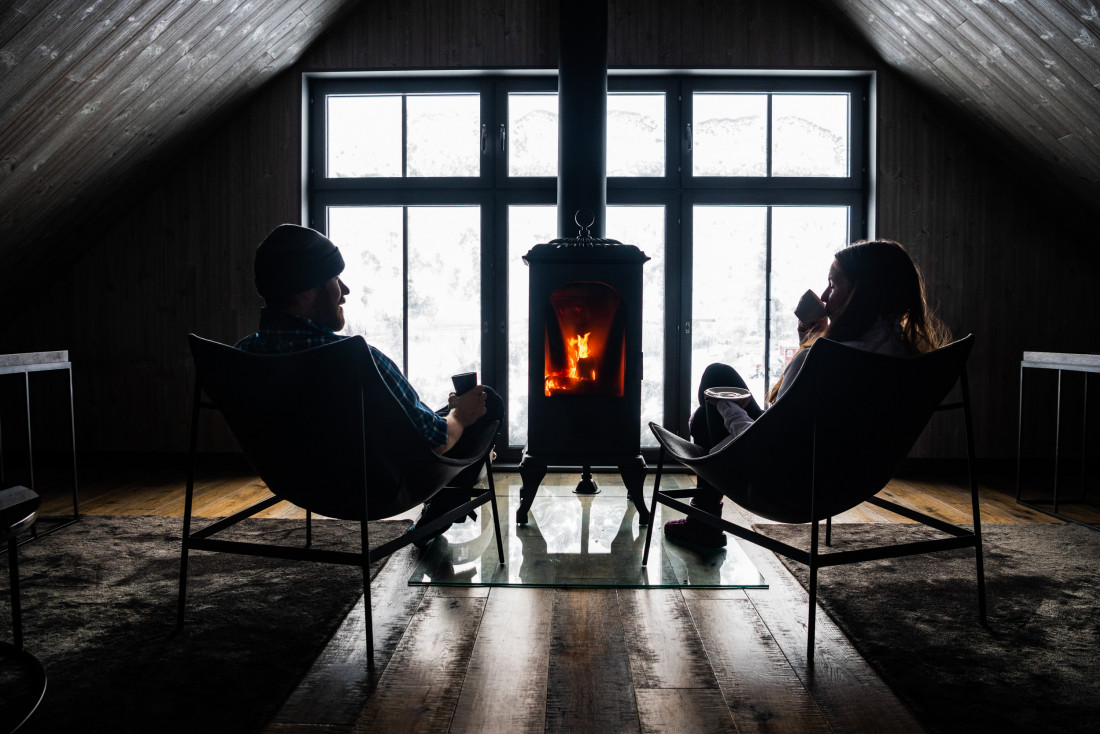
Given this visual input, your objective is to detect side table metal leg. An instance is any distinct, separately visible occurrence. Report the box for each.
[1017,364,1025,502]
[1082,373,1089,502]
[25,372,34,492]
[1054,369,1063,514]
[67,366,80,517]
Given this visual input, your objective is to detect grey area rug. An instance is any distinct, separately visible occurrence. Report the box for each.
[755,522,1100,734]
[0,515,409,734]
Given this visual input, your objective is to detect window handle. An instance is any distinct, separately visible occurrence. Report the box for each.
[686,122,693,152]
[481,123,487,154]
[499,123,506,153]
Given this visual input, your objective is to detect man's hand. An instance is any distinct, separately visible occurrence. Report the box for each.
[433,386,489,455]
[448,386,488,428]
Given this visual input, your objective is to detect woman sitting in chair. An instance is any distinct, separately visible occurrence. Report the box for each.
[667,239,952,551]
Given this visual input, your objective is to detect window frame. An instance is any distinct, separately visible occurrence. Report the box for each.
[304,71,874,461]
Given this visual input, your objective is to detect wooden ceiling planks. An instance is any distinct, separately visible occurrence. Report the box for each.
[943,0,1100,158]
[6,2,272,199]
[0,1,143,155]
[0,0,358,302]
[827,0,1100,208]
[1040,0,1100,68]
[60,2,301,190]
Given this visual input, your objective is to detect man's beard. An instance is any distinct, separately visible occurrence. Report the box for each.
[319,305,345,332]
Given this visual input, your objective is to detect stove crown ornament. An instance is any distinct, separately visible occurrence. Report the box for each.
[546,209,623,248]
[524,209,649,266]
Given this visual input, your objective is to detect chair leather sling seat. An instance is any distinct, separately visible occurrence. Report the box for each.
[644,335,986,667]
[189,334,495,521]
[180,334,504,664]
[651,336,975,524]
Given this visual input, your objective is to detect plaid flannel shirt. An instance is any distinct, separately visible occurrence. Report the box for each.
[235,310,448,448]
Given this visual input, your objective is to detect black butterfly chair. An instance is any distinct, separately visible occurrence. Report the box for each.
[643,335,985,666]
[1,485,47,732]
[179,335,503,666]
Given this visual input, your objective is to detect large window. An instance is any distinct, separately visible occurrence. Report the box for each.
[306,73,871,460]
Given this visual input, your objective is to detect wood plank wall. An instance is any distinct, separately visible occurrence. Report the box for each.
[1,0,1095,459]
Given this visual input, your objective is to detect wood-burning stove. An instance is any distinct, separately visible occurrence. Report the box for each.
[515,0,651,524]
[517,215,651,524]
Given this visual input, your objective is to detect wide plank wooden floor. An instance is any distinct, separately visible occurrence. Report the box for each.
[35,463,1094,733]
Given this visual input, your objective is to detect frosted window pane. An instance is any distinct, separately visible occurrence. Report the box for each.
[507,205,557,447]
[607,93,665,177]
[693,94,767,177]
[772,94,849,177]
[327,206,405,364]
[607,206,665,447]
[407,94,480,177]
[407,207,482,409]
[327,96,402,178]
[691,207,768,403]
[509,93,558,177]
[769,206,849,384]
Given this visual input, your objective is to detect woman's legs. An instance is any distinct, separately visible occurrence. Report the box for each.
[667,363,761,552]
[691,363,763,450]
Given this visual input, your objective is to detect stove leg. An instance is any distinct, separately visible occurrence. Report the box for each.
[574,466,600,494]
[517,452,546,525]
[619,455,649,526]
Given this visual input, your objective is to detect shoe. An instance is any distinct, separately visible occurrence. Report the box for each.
[410,487,476,550]
[410,514,451,550]
[663,495,727,553]
[663,516,727,553]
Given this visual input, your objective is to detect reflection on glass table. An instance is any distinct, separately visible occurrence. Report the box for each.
[410,485,766,590]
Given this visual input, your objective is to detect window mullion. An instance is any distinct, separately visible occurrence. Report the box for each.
[402,206,410,376]
[401,95,408,178]
[764,207,773,398]
[766,94,773,179]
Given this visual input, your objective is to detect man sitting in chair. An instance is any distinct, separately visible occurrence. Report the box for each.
[236,223,503,544]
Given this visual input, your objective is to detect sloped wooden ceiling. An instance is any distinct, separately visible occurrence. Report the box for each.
[0,0,359,302]
[0,0,1097,306]
[825,0,1100,209]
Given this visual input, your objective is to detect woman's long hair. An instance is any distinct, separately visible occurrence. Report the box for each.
[827,239,951,353]
[766,239,950,403]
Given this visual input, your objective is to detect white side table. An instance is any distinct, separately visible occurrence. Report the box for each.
[0,351,80,538]
[1016,351,1099,528]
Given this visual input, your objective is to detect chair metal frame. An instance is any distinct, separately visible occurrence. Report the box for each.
[177,335,504,666]
[642,335,986,666]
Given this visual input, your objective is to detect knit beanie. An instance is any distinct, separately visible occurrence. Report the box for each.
[254,224,345,299]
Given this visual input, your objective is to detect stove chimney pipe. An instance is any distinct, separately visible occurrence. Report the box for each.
[557,0,608,238]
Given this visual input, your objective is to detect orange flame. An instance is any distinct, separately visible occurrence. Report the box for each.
[569,333,590,378]
[546,332,596,394]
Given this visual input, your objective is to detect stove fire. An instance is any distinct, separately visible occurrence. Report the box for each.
[543,281,625,397]
[544,331,591,393]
